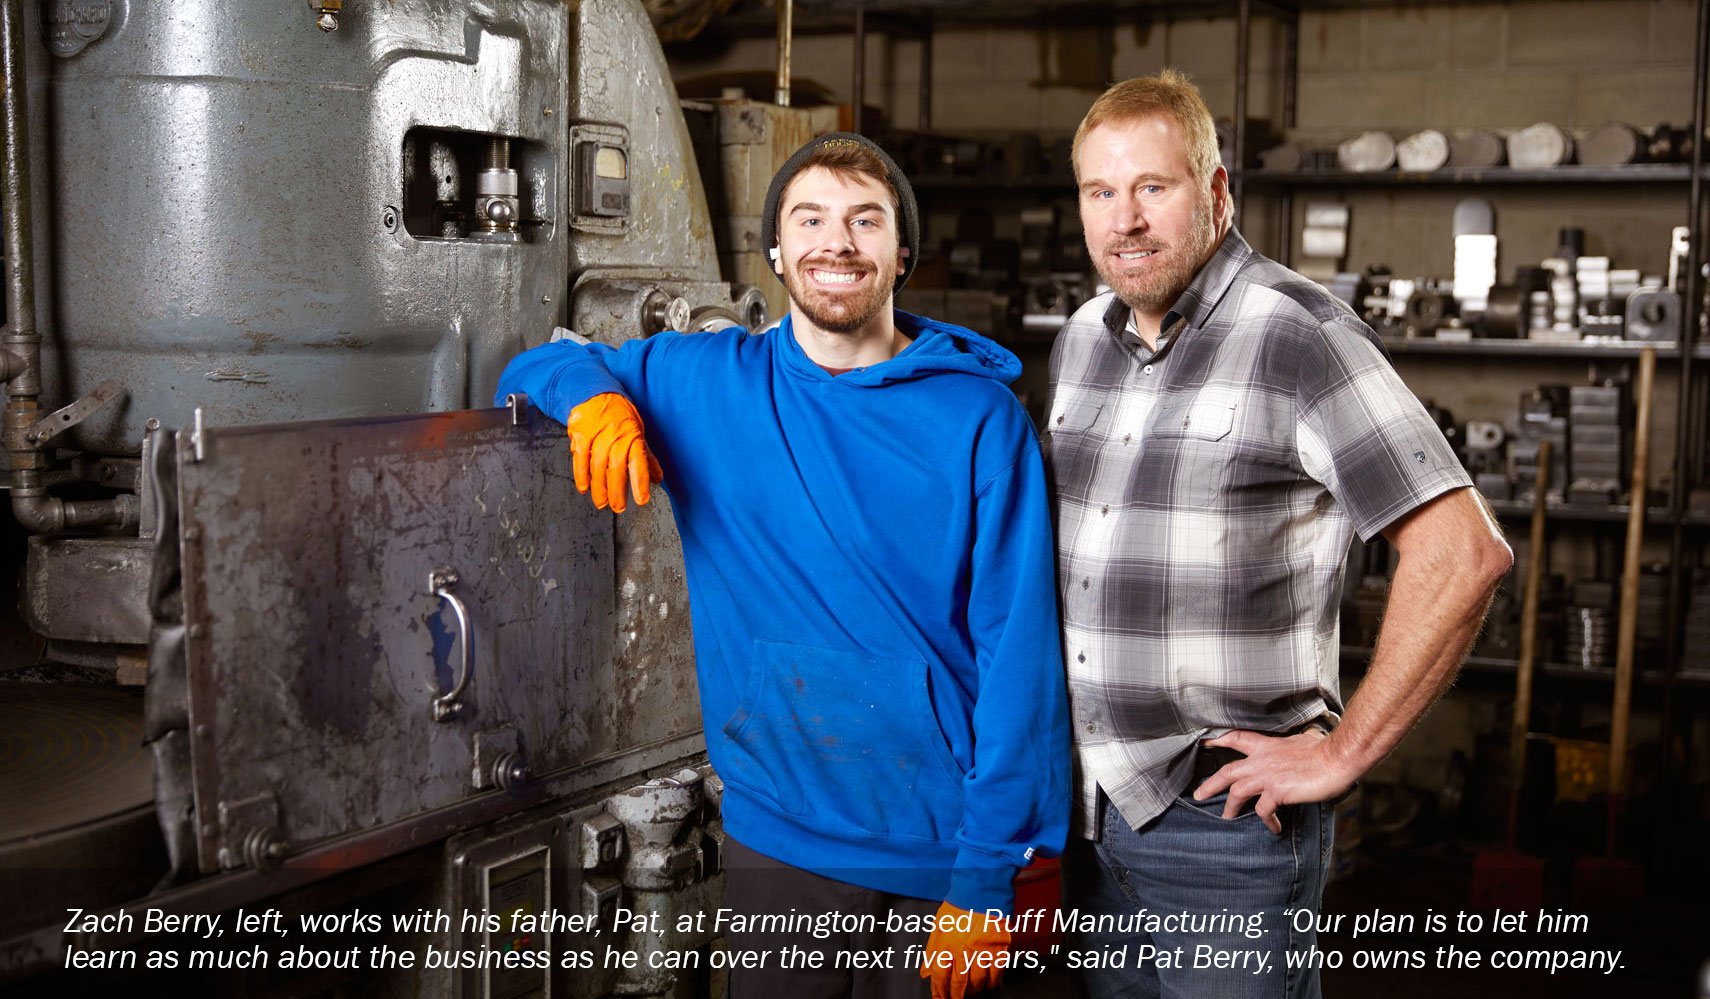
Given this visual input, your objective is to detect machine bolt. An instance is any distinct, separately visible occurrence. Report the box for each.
[382,207,398,231]
[317,12,338,31]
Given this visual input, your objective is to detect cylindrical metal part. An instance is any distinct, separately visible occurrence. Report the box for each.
[1579,121,1644,166]
[1396,129,1450,172]
[1,0,39,398]
[1507,122,1575,169]
[1448,128,1507,169]
[1626,289,1682,342]
[1337,131,1397,173]
[1481,284,1525,338]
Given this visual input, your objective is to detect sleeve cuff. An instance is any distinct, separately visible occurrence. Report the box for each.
[947,849,1020,916]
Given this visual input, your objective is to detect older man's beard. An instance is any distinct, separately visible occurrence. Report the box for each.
[783,254,891,334]
[1092,196,1219,319]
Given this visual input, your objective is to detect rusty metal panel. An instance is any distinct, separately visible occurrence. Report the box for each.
[175,404,701,873]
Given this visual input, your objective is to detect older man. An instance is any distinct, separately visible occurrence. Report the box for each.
[1046,71,1512,999]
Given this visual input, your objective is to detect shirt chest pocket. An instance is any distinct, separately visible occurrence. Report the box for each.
[1044,398,1106,464]
[1140,401,1239,505]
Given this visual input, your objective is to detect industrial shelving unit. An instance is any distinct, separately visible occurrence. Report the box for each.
[697,0,1710,840]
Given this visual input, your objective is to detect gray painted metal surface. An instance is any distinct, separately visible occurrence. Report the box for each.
[43,0,571,454]
[175,403,700,873]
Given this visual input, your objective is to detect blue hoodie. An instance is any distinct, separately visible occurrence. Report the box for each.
[494,311,1070,914]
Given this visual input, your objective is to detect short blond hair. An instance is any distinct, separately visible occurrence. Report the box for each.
[1072,69,1222,191]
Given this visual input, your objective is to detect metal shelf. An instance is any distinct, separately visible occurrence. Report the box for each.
[1483,499,1688,527]
[1243,165,1699,187]
[1338,646,1708,687]
[1379,337,1682,359]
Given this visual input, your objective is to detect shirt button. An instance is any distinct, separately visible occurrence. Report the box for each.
[1101,505,1109,516]
[1082,578,1090,590]
[1123,434,1132,444]
[1085,723,1096,734]
[1143,365,1154,375]
[1077,652,1086,663]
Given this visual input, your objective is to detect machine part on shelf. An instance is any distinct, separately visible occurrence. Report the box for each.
[1475,471,1512,500]
[1454,233,1499,314]
[1565,606,1613,670]
[1259,142,1305,172]
[1300,201,1349,277]
[1647,122,1691,163]
[1403,289,1455,337]
[1507,122,1575,169]
[1337,130,1396,173]
[1556,226,1586,260]
[470,138,522,242]
[1669,225,1691,292]
[1528,289,1553,333]
[1396,129,1450,172]
[1625,289,1681,342]
[1327,272,1369,315]
[1567,478,1620,506]
[1480,284,1525,338]
[1449,128,1507,168]
[1578,121,1645,166]
[1465,420,1506,452]
[1452,197,1495,237]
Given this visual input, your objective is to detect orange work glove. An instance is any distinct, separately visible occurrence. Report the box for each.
[920,902,1011,999]
[566,392,664,513]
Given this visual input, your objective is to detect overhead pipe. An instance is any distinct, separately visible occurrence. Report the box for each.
[0,0,135,533]
[775,0,792,106]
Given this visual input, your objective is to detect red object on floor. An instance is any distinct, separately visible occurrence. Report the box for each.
[1011,856,1063,952]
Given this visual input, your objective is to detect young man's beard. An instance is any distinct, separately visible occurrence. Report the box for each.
[1094,195,1219,319]
[783,256,891,334]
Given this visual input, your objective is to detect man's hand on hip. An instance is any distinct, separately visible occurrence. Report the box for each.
[921,902,1010,999]
[567,392,664,513]
[1192,729,1356,834]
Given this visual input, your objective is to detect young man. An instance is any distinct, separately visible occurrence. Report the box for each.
[496,134,1070,999]
[1047,72,1513,998]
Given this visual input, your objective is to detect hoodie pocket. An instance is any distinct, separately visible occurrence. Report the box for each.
[720,640,965,840]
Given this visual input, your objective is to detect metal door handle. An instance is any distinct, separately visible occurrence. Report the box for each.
[429,567,472,721]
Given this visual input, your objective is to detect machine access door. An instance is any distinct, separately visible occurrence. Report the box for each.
[172,401,701,873]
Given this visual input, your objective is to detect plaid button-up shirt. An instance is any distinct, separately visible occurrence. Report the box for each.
[1045,230,1471,835]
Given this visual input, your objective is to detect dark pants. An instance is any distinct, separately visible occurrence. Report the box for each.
[722,838,937,999]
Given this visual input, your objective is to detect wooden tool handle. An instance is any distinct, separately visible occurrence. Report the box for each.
[1507,437,1550,852]
[1610,349,1656,799]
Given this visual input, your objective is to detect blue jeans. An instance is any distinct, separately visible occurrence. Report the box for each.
[1061,791,1333,999]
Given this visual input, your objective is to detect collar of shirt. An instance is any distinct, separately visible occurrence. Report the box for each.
[1100,228,1254,363]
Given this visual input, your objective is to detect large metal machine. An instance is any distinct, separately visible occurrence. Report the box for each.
[1,1,756,994]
